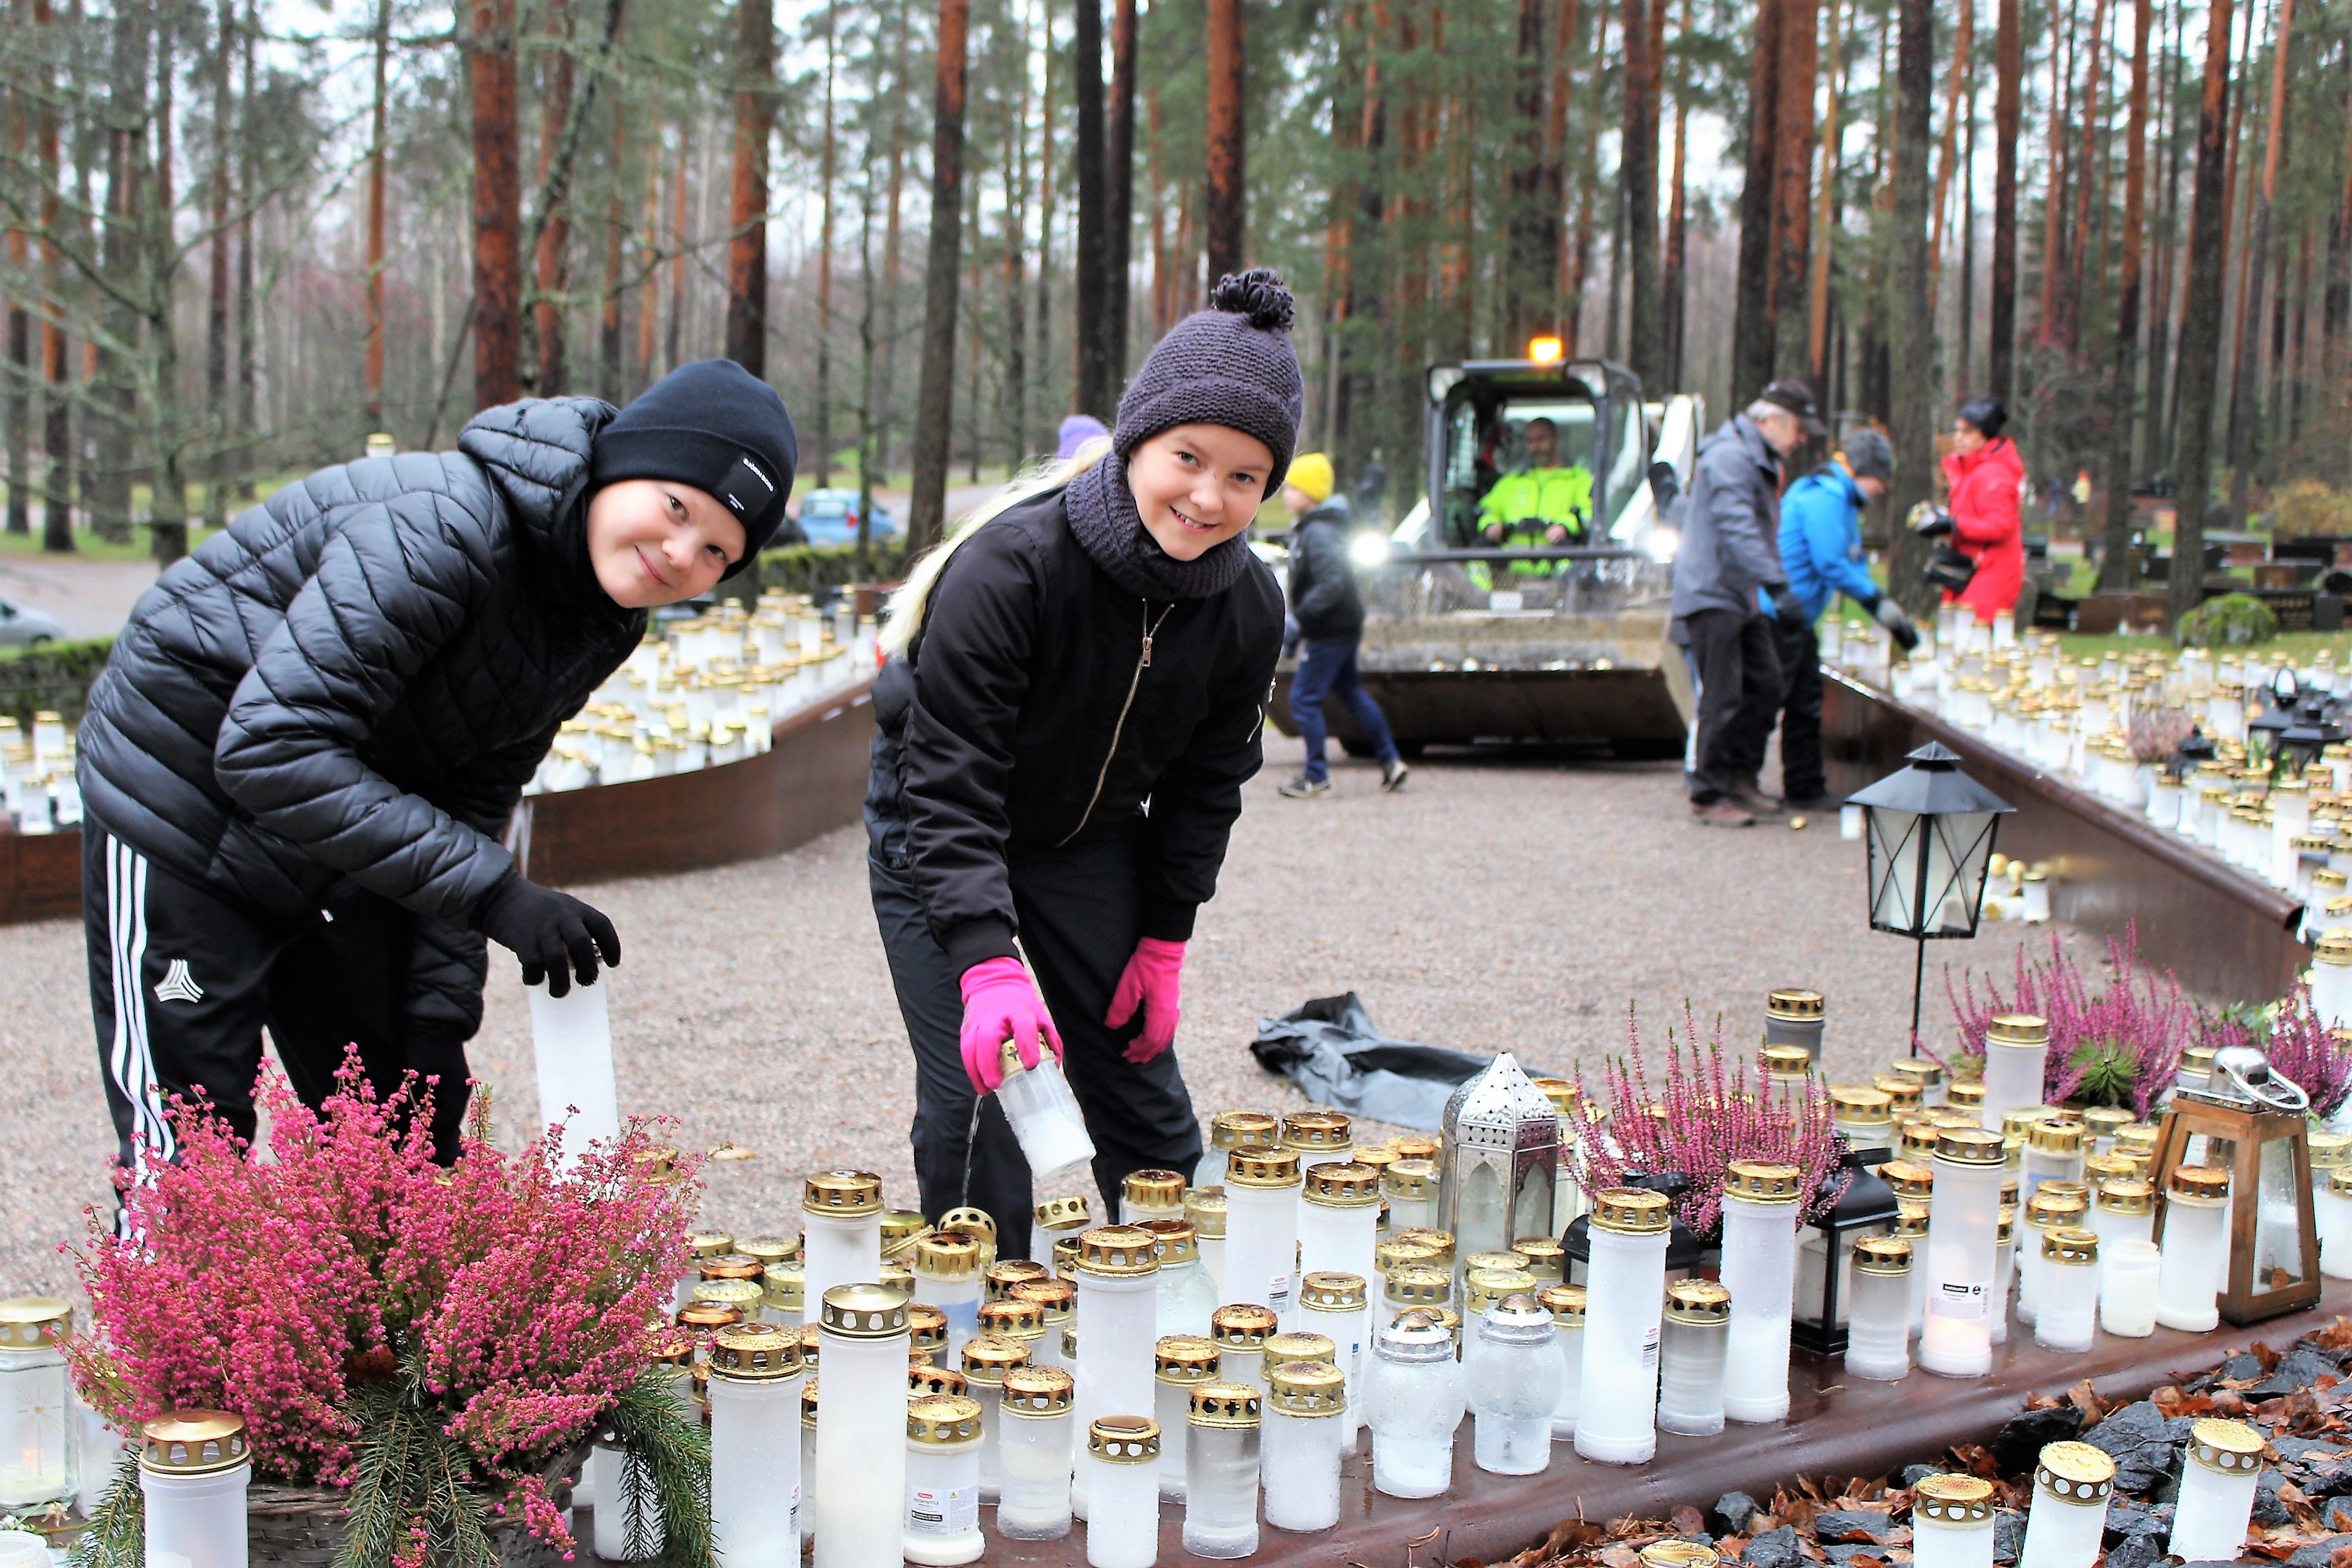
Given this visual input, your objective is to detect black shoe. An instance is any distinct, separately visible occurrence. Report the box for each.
[1783,793,1844,813]
[1278,774,1332,798]
[1380,756,1410,792]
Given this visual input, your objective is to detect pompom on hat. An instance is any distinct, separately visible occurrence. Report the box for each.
[1113,269,1305,488]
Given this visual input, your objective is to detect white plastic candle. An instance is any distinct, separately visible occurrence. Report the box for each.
[1655,1282,1731,1436]
[1920,1128,2006,1377]
[1541,1284,1584,1438]
[1152,1336,1218,1503]
[1911,1473,1999,1568]
[2032,1230,2099,1351]
[961,1335,1028,1501]
[708,1323,804,1568]
[1207,1112,1279,1190]
[1209,1304,1276,1400]
[1364,1309,1464,1498]
[1262,1360,1346,1533]
[1575,1188,1671,1464]
[1073,1226,1162,1475]
[2023,1122,2085,1199]
[1084,1416,1162,1568]
[139,1412,252,1568]
[915,1233,984,1361]
[2092,1178,2156,1252]
[801,1171,885,1316]
[995,1042,1097,1178]
[1183,1384,1261,1559]
[76,1400,121,1520]
[1980,1015,2051,1131]
[1469,1295,1563,1470]
[2316,936,2352,1029]
[1832,1087,1896,1153]
[1299,1272,1371,1439]
[0,1298,74,1507]
[525,975,620,1166]
[1122,1168,1190,1227]
[814,1284,911,1568]
[1719,1163,1802,1422]
[1298,1163,1381,1291]
[903,1394,985,1567]
[1185,1189,1229,1303]
[2018,1442,2114,1568]
[2098,1239,2161,1337]
[2016,1185,2085,1323]
[1991,1208,2016,1344]
[2168,1417,2266,1562]
[1224,1150,1304,1323]
[1144,1220,1219,1339]
[1842,1238,1912,1381]
[1012,1277,1075,1372]
[1382,1159,1440,1235]
[996,1365,1078,1541]
[2155,1166,2231,1332]
[2324,1166,2352,1279]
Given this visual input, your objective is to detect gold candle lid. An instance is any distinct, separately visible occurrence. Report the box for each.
[1265,1330,1335,1365]
[1373,1152,1429,1204]
[1888,1058,1943,1089]
[2030,1119,2084,1154]
[1390,1134,1441,1164]
[1879,1159,1934,1199]
[977,1298,1047,1340]
[914,1231,981,1279]
[2025,1189,2088,1226]
[1211,1302,1278,1349]
[881,1209,932,1255]
[2187,1417,2266,1473]
[1188,1381,1263,1428]
[140,1410,250,1475]
[798,1323,823,1365]
[1138,1217,1200,1267]
[687,1227,737,1258]
[1394,1228,1456,1264]
[1376,1238,1442,1276]
[1303,1161,1382,1207]
[1640,1543,1721,1568]
[2001,1175,2021,1204]
[801,1377,820,1425]
[1464,1267,1537,1316]
[985,1259,1050,1300]
[1385,1263,1451,1307]
[960,1335,1031,1385]
[1267,1358,1348,1416]
[883,1262,915,1295]
[1872,1076,1924,1112]
[2001,1106,2058,1138]
[1010,1279,1075,1322]
[2311,1130,2352,1170]
[1464,1250,1525,1275]
[1001,1364,1075,1416]
[908,1393,984,1445]
[820,1282,910,1337]
[1537,1283,1586,1323]
[2331,1166,2352,1200]
[1987,1014,2051,1047]
[2041,1227,2098,1265]
[1122,1168,1188,1211]
[1211,1110,1280,1152]
[2097,1178,2154,1215]
[1590,1187,1673,1234]
[1854,1236,1912,1275]
[908,1303,949,1354]
[1035,1193,1093,1232]
[1155,1334,1221,1382]
[2169,1164,2231,1204]
[1664,1279,1732,1324]
[2036,1441,2117,1503]
[2320,932,2352,968]
[1997,1206,2016,1245]
[1511,1236,1567,1279]
[677,1300,745,1331]
[1300,1271,1369,1311]
[1913,1473,1997,1525]
[1948,1081,1987,1109]
[908,1361,967,1398]
[693,1277,764,1311]
[2081,1106,2134,1138]
[2182,1045,2219,1072]
[804,1170,884,1217]
[0,1297,69,1349]
[1725,1160,1804,1204]
[1282,1110,1354,1154]
[1895,1200,1930,1237]
[1763,1045,1814,1079]
[2115,1122,2161,1154]
[1766,988,1826,1021]
[1936,1127,2007,1166]
[939,1208,998,1265]
[1228,1147,1304,1188]
[1830,1084,1895,1125]
[1088,1412,1164,1459]
[1074,1225,1161,1276]
[2083,1152,2140,1184]
[709,1321,802,1380]
[1530,1077,1583,1112]
[737,1234,800,1267]
[1183,1186,1228,1239]
[1899,1121,1945,1159]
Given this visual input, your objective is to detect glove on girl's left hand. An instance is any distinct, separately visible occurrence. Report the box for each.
[1105,938,1187,1065]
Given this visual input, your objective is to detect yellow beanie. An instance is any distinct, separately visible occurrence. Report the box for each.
[1287,451,1335,504]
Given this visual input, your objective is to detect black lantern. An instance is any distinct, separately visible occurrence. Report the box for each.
[1848,742,2015,1049]
[2281,695,2345,777]
[1790,1151,1900,1356]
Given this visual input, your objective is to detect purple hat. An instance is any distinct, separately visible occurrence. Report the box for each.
[1056,414,1110,460]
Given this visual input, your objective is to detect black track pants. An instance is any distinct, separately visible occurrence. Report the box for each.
[83,827,473,1191]
[869,826,1206,1260]
[1682,607,1784,801]
[1774,619,1827,801]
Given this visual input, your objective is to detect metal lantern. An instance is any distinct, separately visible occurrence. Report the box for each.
[1439,1052,1561,1264]
[2149,1042,2321,1323]
[1790,1153,1899,1357]
[1848,742,2015,1047]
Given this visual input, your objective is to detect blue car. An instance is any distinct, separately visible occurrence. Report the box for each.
[793,489,897,547]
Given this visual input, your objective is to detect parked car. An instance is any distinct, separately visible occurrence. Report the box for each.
[791,489,897,547]
[0,597,64,647]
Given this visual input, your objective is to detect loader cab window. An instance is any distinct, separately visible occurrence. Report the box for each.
[1438,395,1602,547]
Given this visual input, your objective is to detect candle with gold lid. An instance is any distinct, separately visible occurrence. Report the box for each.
[2018,1187,2088,1324]
[937,1208,996,1267]
[2018,1442,2115,1568]
[1299,1272,1370,1438]
[2156,1165,2232,1330]
[2169,1417,2267,1561]
[678,1227,735,1311]
[1184,1187,1228,1300]
[1153,1335,1220,1502]
[914,1231,984,1359]
[2116,1121,2161,1159]
[1920,1126,2005,1377]
[1831,1085,1897,1152]
[1140,1217,1217,1337]
[1873,1075,1926,1117]
[1071,1224,1161,1518]
[1656,1280,1731,1436]
[679,1297,747,1334]
[1982,1014,2051,1131]
[1532,1076,1591,1228]
[1763,1045,1813,1089]
[1880,1159,1934,1200]
[1463,1265,1537,1319]
[902,1393,985,1567]
[1910,1473,1997,1568]
[2034,1229,2099,1351]
[1898,1120,1945,1160]
[1282,1109,1354,1166]
[1383,1264,1451,1323]
[986,1258,1050,1301]
[1390,1133,1441,1165]
[1575,1187,1671,1464]
[1765,988,1827,1063]
[1121,1168,1189,1226]
[709,1321,804,1568]
[2091,1177,2154,1251]
[1225,1147,1304,1324]
[139,1410,250,1568]
[801,1171,884,1316]
[996,1365,1076,1540]
[2079,1105,2134,1155]
[961,1334,1029,1501]
[882,1208,932,1258]
[2082,1150,2139,1190]
[909,1361,967,1398]
[1392,1227,1457,1268]
[1262,1358,1347,1532]
[2023,1119,2086,1201]
[1010,1279,1075,1370]
[1511,1234,1566,1284]
[1948,1079,1987,1116]
[1539,1283,1584,1437]
[1183,1384,1261,1559]
[1298,1161,1380,1294]
[815,1283,911,1568]
[1888,1056,1945,1107]
[906,1302,949,1358]
[1209,1303,1278,1396]
[1209,1110,1280,1185]
[1844,1236,1911,1380]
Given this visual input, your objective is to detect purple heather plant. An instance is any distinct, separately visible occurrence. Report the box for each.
[2198,983,2352,1118]
[2128,707,2197,768]
[1568,1002,1848,1239]
[1945,925,2191,1115]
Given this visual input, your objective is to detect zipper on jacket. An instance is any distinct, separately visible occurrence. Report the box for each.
[1059,600,1175,846]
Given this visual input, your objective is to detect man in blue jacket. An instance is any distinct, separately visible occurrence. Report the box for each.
[1768,428,1917,812]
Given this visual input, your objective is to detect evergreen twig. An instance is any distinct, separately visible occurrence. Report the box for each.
[601,1368,715,1568]
[64,1450,141,1568]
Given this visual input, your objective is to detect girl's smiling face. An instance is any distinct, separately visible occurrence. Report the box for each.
[1126,424,1277,561]
[585,479,747,608]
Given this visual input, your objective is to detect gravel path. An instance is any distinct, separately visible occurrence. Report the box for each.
[1,751,2073,1296]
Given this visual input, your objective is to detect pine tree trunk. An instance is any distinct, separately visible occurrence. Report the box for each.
[666,127,687,372]
[530,1,576,395]
[726,0,774,374]
[1204,0,1246,281]
[87,0,141,545]
[1886,0,1936,617]
[1543,0,1579,343]
[36,0,72,550]
[234,0,256,495]
[1505,0,1549,343]
[2143,0,2184,468]
[470,0,523,409]
[876,11,909,475]
[908,0,970,554]
[2224,0,2291,529]
[599,114,625,400]
[1003,41,1029,460]
[2164,0,2236,629]
[1988,0,2022,402]
[1664,1,1690,386]
[816,5,836,486]
[150,10,190,565]
[1107,0,1137,379]
[1073,0,1110,414]
[1619,0,1660,379]
[1805,0,1842,384]
[4,0,25,545]
[2097,0,2152,588]
[1731,0,1781,402]
[1769,0,1816,380]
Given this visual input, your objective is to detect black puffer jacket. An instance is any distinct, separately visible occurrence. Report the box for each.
[865,488,1284,971]
[1286,500,1364,639]
[77,397,646,1037]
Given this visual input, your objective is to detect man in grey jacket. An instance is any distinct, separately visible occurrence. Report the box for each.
[1668,380,1823,826]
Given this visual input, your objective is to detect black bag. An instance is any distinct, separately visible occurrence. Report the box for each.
[1925,542,1977,596]
[1248,993,1557,1131]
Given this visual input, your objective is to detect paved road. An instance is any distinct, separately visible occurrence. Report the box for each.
[0,556,158,641]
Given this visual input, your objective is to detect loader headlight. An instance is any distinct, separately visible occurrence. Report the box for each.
[1645,528,1678,562]
[1350,533,1392,568]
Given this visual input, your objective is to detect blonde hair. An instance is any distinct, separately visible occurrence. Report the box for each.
[881,437,1115,660]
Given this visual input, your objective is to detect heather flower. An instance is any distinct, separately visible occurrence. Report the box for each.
[1568,1002,1848,1238]
[1945,925,2190,1114]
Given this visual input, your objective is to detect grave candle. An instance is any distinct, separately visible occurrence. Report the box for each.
[995,1040,1097,1178]
[801,1172,884,1316]
[2092,1178,2156,1251]
[1012,1279,1076,1371]
[1084,1417,1162,1568]
[0,1298,73,1508]
[997,1365,1078,1541]
[1141,1219,1218,1338]
[1208,1111,1280,1187]
[1843,1237,1913,1381]
[1655,1281,1731,1436]
[1720,1161,1802,1423]
[1153,1335,1220,1503]
[1122,1168,1189,1227]
[960,1335,1028,1501]
[1073,1226,1161,1473]
[1209,1304,1277,1399]
[1262,1359,1347,1534]
[1919,1128,2006,1378]
[2098,1239,2161,1337]
[1298,1163,1381,1289]
[1185,1188,1229,1302]
[1981,1015,2051,1131]
[1364,1309,1464,1498]
[1382,1159,1441,1234]
[1832,1086,1897,1152]
[2168,1417,2267,1562]
[1468,1293,1561,1472]
[2032,1230,2099,1352]
[2018,1442,2114,1568]
[708,1322,803,1568]
[1224,1149,1305,1323]
[1183,1383,1263,1560]
[2018,1188,2087,1323]
[813,1284,911,1568]
[1299,1272,1371,1440]
[2023,1122,2086,1200]
[526,974,620,1168]
[2155,1166,2231,1332]
[915,1233,984,1361]
[902,1394,984,1567]
[987,1258,1051,1302]
[1910,1473,1998,1568]
[1538,1283,1585,1438]
[139,1411,250,1568]
[1575,1188,1671,1464]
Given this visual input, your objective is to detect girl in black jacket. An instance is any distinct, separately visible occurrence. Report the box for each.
[78,360,796,1175]
[868,273,1295,1257]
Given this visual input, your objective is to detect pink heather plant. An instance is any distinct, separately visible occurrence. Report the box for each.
[1568,1002,1847,1238]
[2198,984,2352,1119]
[1946,926,2191,1114]
[70,1054,698,1550]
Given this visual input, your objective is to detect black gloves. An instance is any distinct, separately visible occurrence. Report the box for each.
[1911,507,1956,539]
[476,874,621,997]
[1874,595,1922,652]
[1769,586,1809,627]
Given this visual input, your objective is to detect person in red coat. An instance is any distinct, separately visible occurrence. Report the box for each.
[1933,395,2026,620]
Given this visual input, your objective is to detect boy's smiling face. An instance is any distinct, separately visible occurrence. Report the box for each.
[1126,423,1275,562]
[585,479,747,608]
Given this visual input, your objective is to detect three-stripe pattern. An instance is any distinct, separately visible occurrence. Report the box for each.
[102,834,174,1194]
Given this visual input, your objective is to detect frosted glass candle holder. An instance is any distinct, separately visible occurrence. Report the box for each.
[1542,1285,1584,1438]
[1843,1240,1912,1381]
[1366,1311,1464,1499]
[2168,1418,2266,1563]
[801,1172,884,1323]
[1225,1151,1305,1322]
[2018,1443,2115,1568]
[1656,1284,1730,1436]
[1382,1159,1440,1236]
[997,1365,1078,1541]
[2098,1239,2161,1337]
[1719,1170,1802,1423]
[1183,1386,1262,1560]
[2032,1231,2098,1352]
[1980,1016,2051,1131]
[1298,1164,1381,1292]
[1912,1473,1998,1568]
[0,1298,75,1508]
[526,975,620,1168]
[708,1325,804,1568]
[1469,1296,1562,1471]
[1575,1190,1670,1464]
[1262,1361,1347,1533]
[1084,1417,1162,1568]
[1920,1129,2006,1377]
[1152,1336,1218,1503]
[2155,1172,2230,1332]
[139,1412,252,1568]
[997,1044,1097,1176]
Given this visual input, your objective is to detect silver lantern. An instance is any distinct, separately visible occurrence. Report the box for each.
[1439,1052,1561,1264]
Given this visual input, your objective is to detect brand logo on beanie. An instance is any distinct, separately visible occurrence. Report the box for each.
[713,454,776,519]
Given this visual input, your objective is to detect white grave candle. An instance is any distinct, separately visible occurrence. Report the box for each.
[1152,1336,1218,1503]
[707,1323,804,1568]
[997,1365,1078,1541]
[1223,1150,1304,1324]
[813,1285,911,1568]
[1911,1473,1998,1568]
[139,1412,251,1568]
[1083,1417,1162,1568]
[525,975,619,1166]
[1720,1162,1802,1422]
[902,1394,985,1567]
[1540,1284,1584,1438]
[801,1171,885,1315]
[2155,1166,2231,1332]
[1182,1384,1262,1560]
[2098,1239,2161,1337]
[1575,1188,1671,1464]
[2168,1418,2266,1563]
[2018,1443,2114,1568]
[1261,1360,1347,1533]
[1919,1128,2006,1377]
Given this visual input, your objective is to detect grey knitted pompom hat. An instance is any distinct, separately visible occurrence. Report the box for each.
[1113,269,1305,486]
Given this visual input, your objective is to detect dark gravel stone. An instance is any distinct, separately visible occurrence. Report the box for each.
[1993,1510,2026,1564]
[2252,1348,2337,1398]
[1821,1547,1893,1565]
[2276,1437,2351,1464]
[1993,1405,2086,1475]
[2104,1500,2174,1541]
[1901,1464,1941,1489]
[2290,1539,2352,1568]
[1742,1525,1802,1568]
[2087,1400,2184,1495]
[2325,1497,2352,1534]
[1714,1493,1761,1536]
[2102,1534,2165,1568]
[1812,1511,1895,1543]
[2220,1353,2264,1381]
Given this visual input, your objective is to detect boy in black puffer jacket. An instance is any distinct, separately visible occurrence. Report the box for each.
[79,360,795,1176]
[1276,451,1404,798]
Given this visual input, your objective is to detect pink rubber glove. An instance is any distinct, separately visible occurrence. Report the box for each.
[1105,937,1186,1065]
[959,957,1064,1096]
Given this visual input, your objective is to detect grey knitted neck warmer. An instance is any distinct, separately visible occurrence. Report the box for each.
[1063,454,1251,601]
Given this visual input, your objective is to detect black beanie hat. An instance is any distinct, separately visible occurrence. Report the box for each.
[590,359,798,576]
[1956,395,2007,442]
[1113,269,1305,486]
